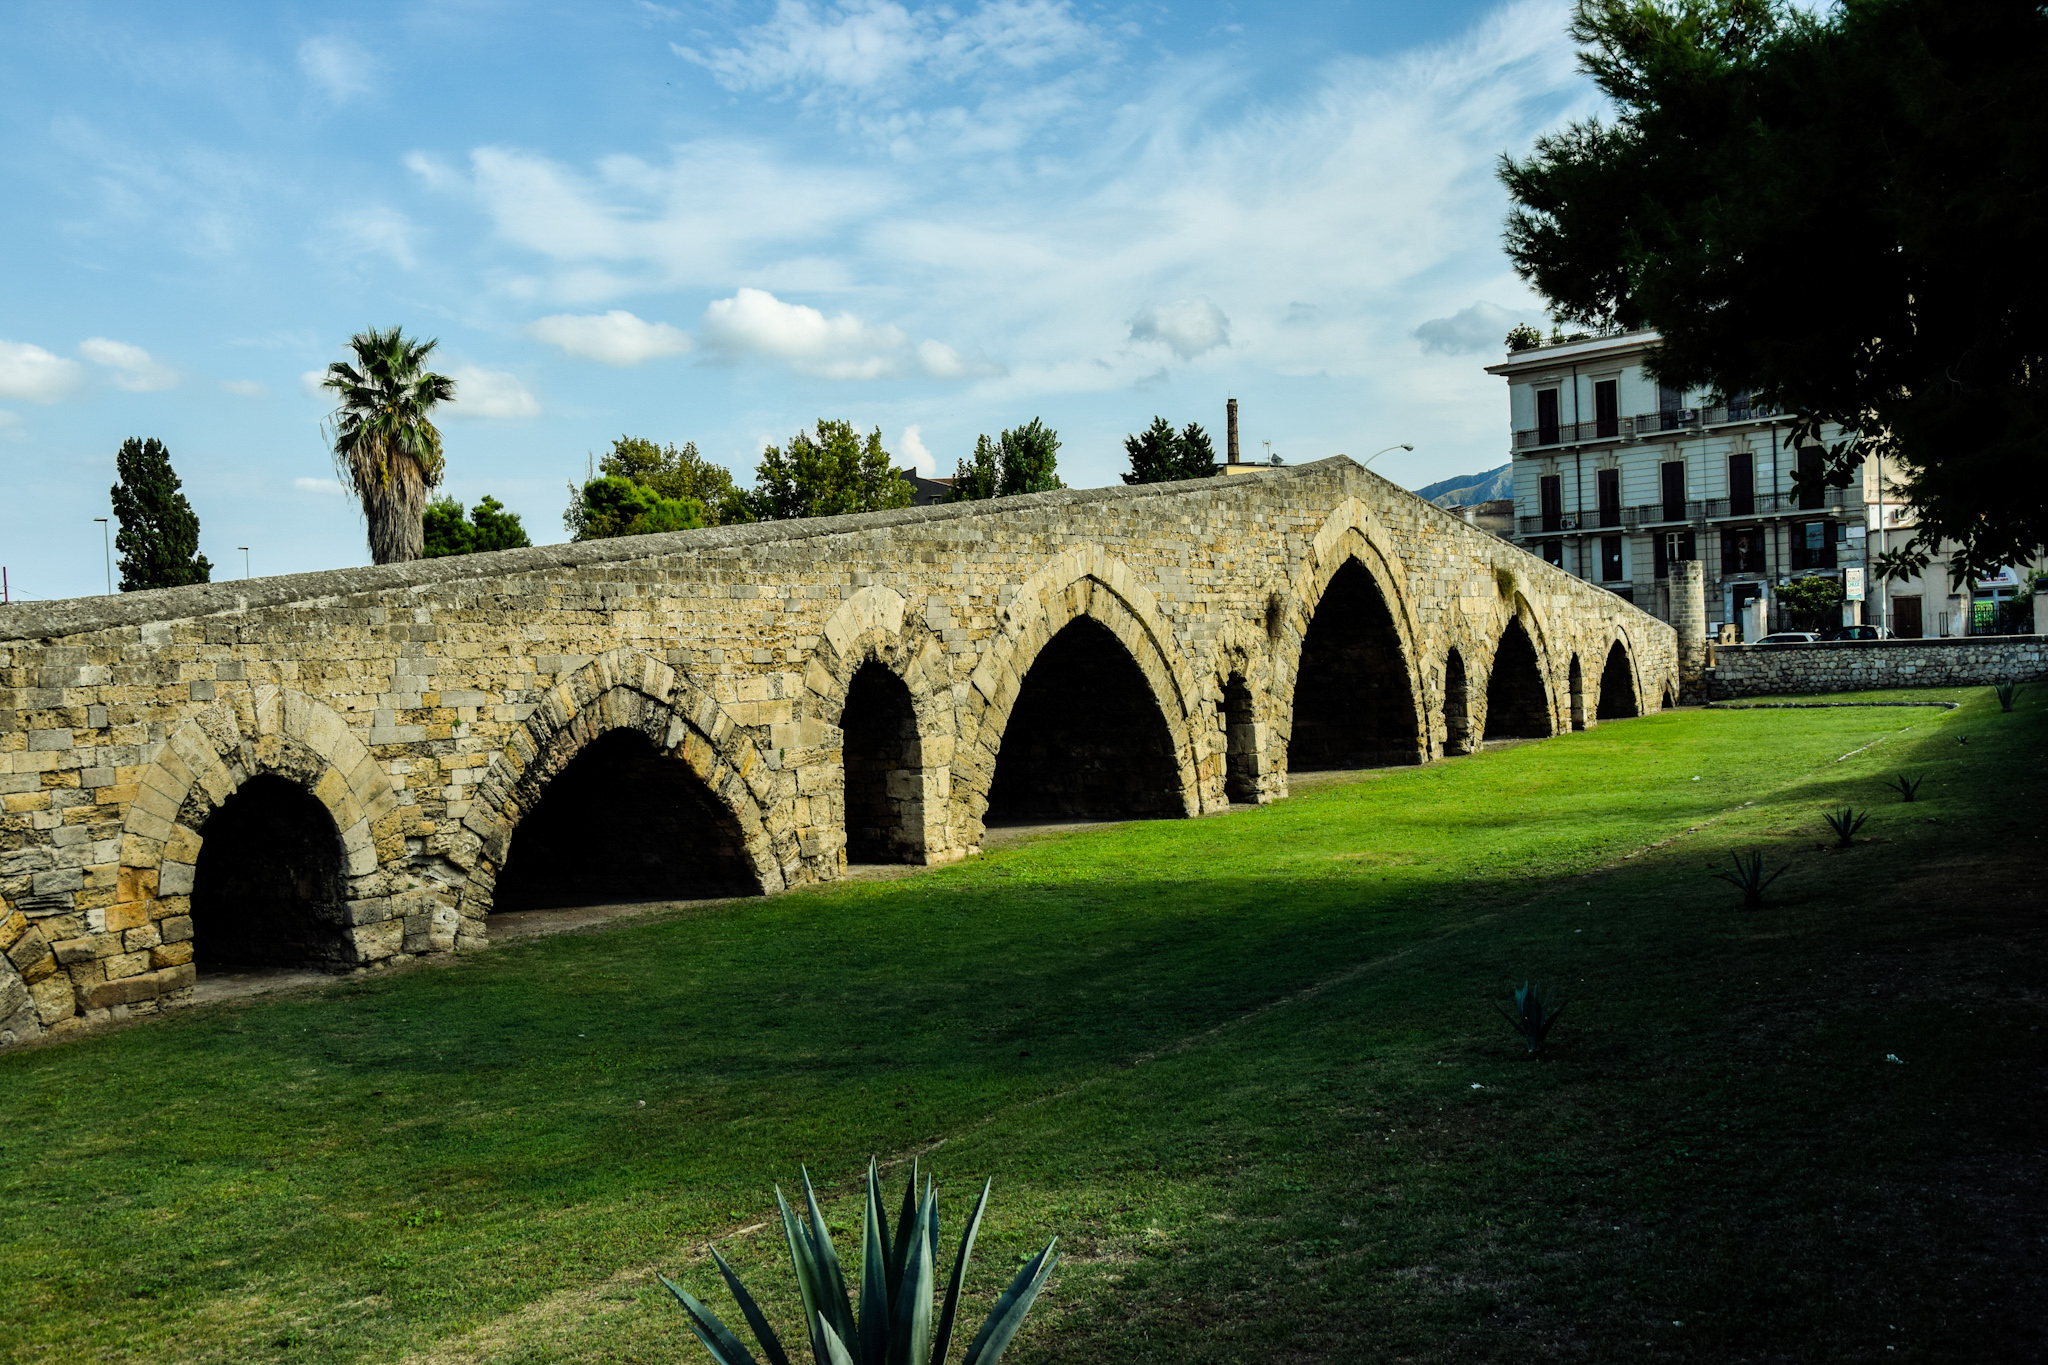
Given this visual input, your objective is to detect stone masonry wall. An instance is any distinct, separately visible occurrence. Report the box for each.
[1707,636,2048,699]
[0,458,1677,1044]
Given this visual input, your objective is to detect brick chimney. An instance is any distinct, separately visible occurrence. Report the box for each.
[1226,398,1240,465]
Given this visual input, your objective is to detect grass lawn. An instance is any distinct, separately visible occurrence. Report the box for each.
[3,689,2043,1364]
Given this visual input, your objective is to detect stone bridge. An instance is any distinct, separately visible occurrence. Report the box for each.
[0,457,1677,1044]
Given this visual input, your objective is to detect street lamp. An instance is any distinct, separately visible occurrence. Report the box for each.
[93,518,111,595]
[1362,443,1414,467]
[238,547,250,580]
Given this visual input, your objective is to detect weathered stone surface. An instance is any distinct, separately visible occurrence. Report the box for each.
[0,458,1675,1041]
[1709,636,2047,699]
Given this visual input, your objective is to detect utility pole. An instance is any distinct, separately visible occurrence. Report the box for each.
[94,518,111,594]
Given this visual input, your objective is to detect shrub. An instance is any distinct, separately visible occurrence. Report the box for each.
[1822,807,1869,848]
[663,1160,1058,1365]
[1495,981,1565,1054]
[1711,850,1788,907]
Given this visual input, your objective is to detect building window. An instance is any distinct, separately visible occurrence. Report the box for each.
[1597,468,1621,528]
[1659,384,1685,430]
[1600,535,1625,582]
[1536,388,1561,445]
[1594,379,1619,438]
[1790,519,1837,570]
[1653,529,1696,579]
[1539,474,1563,532]
[1541,539,1563,568]
[1796,446,1825,510]
[1660,460,1686,522]
[1722,526,1767,575]
[1728,451,1756,517]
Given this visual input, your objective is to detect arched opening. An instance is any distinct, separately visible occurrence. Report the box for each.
[985,616,1184,821]
[1222,672,1259,803]
[1662,685,1676,710]
[495,728,760,911]
[1484,618,1553,740]
[1443,649,1473,755]
[842,661,924,863]
[191,774,352,968]
[1289,559,1421,770]
[1597,641,1641,719]
[1568,654,1587,731]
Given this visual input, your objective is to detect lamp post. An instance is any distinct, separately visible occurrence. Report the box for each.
[238,547,250,580]
[93,518,111,594]
[1362,443,1414,467]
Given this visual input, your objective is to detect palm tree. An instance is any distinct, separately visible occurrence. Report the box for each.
[321,327,457,564]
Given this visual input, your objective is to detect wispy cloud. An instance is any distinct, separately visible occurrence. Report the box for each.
[447,366,540,420]
[80,337,178,392]
[298,36,376,103]
[221,379,266,397]
[294,476,345,495]
[528,310,691,365]
[700,288,984,380]
[0,341,83,403]
[1414,301,1531,355]
[1128,297,1230,361]
[320,206,419,269]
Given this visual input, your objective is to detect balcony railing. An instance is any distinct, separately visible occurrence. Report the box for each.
[1514,485,1853,537]
[1512,402,1782,451]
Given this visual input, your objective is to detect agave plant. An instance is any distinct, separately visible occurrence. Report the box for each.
[1711,849,1788,908]
[661,1160,1058,1365]
[1822,807,1870,848]
[1496,980,1564,1054]
[1995,681,2023,712]
[1882,773,1924,802]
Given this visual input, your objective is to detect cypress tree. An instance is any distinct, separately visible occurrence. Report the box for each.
[110,438,212,591]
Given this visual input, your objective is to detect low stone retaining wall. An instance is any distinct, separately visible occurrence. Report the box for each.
[1706,636,2048,699]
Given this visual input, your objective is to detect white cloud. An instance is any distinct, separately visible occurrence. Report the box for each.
[0,410,19,432]
[1414,301,1529,355]
[80,337,178,392]
[298,37,375,102]
[447,366,541,420]
[293,476,345,495]
[900,423,937,476]
[322,206,418,269]
[300,369,330,399]
[220,379,266,397]
[677,0,1099,93]
[701,288,909,380]
[1128,297,1230,361]
[0,341,82,403]
[528,310,691,365]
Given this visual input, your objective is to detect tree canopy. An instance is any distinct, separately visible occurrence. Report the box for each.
[1500,0,2048,582]
[321,327,456,565]
[1121,417,1218,485]
[750,420,910,521]
[948,418,1065,501]
[566,437,746,540]
[423,495,535,558]
[109,437,211,591]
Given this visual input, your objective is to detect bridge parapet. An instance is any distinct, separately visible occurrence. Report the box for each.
[0,458,1675,1041]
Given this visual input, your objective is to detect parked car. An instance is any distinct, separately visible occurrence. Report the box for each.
[1818,624,1893,641]
[1755,631,1819,644]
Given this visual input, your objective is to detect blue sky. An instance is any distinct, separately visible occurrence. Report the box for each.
[0,0,1594,600]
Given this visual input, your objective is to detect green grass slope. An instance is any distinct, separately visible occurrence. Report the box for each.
[2,692,2041,1363]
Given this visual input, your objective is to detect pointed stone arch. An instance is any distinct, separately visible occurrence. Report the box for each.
[1568,653,1588,731]
[960,545,1203,837]
[1596,635,1643,720]
[803,585,959,865]
[1272,499,1426,773]
[457,649,785,931]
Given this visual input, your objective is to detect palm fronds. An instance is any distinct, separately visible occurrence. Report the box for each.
[322,327,456,564]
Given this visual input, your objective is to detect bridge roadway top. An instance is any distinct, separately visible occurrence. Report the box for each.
[0,457,1675,1044]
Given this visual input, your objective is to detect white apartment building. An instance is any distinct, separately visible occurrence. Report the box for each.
[1485,330,1874,638]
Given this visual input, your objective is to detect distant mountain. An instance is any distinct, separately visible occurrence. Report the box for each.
[1412,464,1512,508]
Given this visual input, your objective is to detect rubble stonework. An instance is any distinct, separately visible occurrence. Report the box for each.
[0,458,1676,1043]
[1708,636,2048,699]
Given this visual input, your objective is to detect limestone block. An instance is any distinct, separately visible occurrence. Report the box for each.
[159,915,194,943]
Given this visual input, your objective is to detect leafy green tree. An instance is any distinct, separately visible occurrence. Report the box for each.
[750,420,910,521]
[568,475,707,539]
[423,495,534,558]
[109,437,211,590]
[1499,0,2048,583]
[565,436,750,538]
[1121,416,1217,484]
[321,327,457,564]
[1776,574,1844,629]
[947,417,1066,501]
